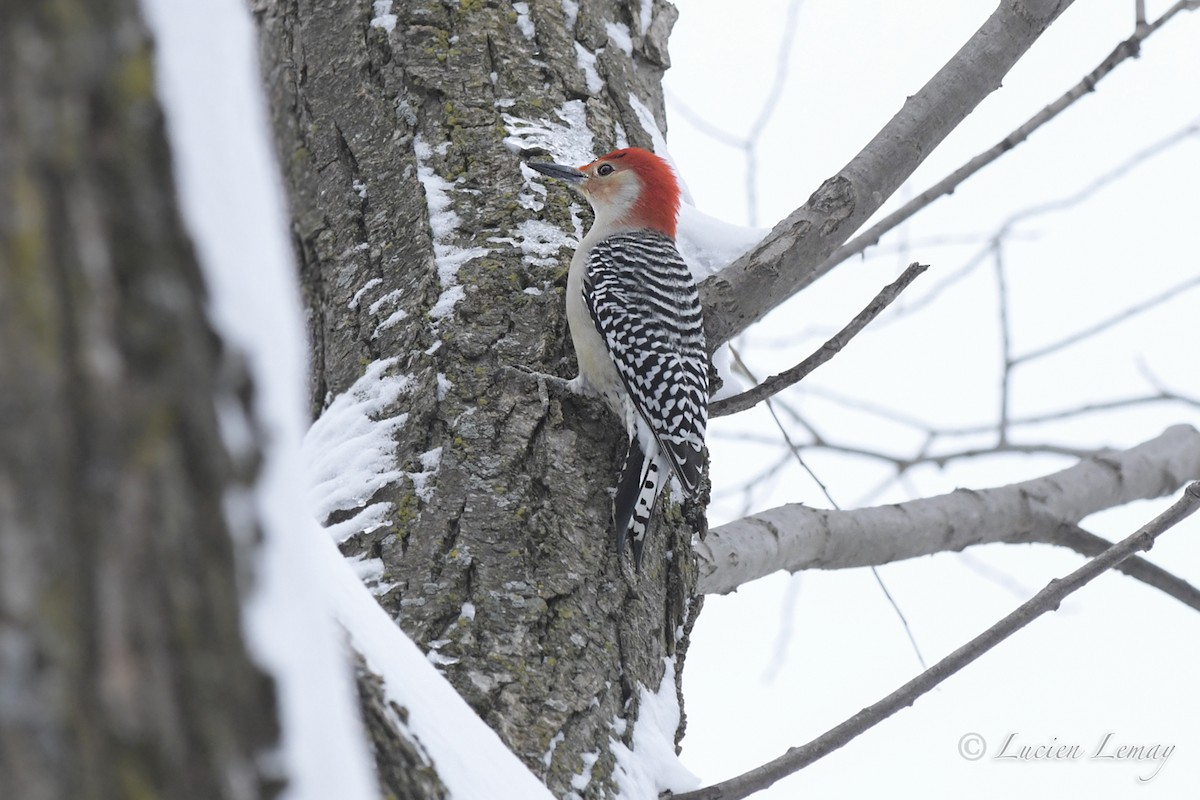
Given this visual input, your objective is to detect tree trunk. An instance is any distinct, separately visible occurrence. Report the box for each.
[0,1,280,798]
[252,0,700,795]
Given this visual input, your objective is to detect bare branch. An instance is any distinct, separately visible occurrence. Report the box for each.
[1045,523,1200,612]
[673,482,1200,800]
[821,0,1199,270]
[710,263,927,418]
[700,0,1077,348]
[696,425,1200,595]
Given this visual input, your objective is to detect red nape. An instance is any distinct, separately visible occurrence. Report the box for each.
[592,147,681,238]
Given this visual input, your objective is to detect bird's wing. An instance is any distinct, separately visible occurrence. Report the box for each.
[582,231,708,495]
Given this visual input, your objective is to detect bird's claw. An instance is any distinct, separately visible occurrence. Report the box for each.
[502,365,575,412]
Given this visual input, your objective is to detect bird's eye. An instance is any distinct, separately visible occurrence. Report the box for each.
[597,163,615,176]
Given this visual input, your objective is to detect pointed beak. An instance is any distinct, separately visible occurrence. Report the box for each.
[527,161,586,184]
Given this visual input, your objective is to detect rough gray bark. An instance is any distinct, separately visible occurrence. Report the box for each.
[0,1,280,799]
[252,0,701,796]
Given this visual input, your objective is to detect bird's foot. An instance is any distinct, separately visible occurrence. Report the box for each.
[502,365,577,412]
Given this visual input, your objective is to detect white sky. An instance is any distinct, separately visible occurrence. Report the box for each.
[664,1,1200,797]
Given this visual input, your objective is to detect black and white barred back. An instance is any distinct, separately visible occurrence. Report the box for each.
[583,230,708,568]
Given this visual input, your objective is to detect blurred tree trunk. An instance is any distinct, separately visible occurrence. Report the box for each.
[0,1,280,799]
[252,0,700,796]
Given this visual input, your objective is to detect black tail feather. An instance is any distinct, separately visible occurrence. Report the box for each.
[613,437,643,559]
[629,459,660,572]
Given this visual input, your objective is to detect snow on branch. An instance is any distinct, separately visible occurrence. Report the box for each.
[696,425,1200,595]
[699,0,1076,348]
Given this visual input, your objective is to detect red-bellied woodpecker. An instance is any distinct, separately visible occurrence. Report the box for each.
[527,148,708,569]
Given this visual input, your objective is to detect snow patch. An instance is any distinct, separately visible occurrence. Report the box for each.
[436,372,453,401]
[459,601,476,621]
[676,203,768,280]
[414,136,490,320]
[639,0,653,35]
[370,0,396,32]
[614,120,629,149]
[605,21,633,56]
[368,288,403,315]
[372,308,409,338]
[544,731,566,768]
[301,358,411,542]
[491,218,578,267]
[427,639,460,667]
[610,658,699,798]
[516,164,549,212]
[407,446,444,503]
[348,277,383,310]
[572,750,600,791]
[561,0,578,31]
[628,93,668,155]
[504,101,594,213]
[352,179,367,199]
[503,99,595,167]
[574,42,604,95]
[512,2,536,39]
[323,502,392,545]
[429,284,466,320]
[347,553,396,597]
[365,288,410,338]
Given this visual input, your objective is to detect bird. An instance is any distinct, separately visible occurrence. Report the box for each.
[526,147,708,569]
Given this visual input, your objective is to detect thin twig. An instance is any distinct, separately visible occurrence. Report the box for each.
[725,346,835,503]
[1045,523,1200,612]
[666,0,806,225]
[871,118,1200,328]
[869,567,927,671]
[1013,273,1200,364]
[745,0,805,225]
[674,482,1200,800]
[993,240,1012,444]
[726,346,928,671]
[821,1,1199,270]
[710,263,927,418]
[794,384,1199,438]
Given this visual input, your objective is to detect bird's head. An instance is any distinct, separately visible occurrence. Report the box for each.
[528,147,680,238]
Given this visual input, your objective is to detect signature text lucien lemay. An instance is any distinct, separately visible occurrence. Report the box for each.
[994,732,1174,782]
